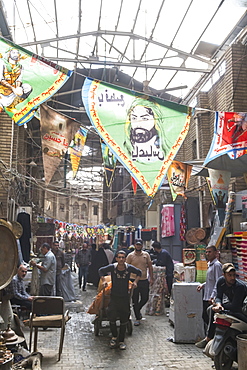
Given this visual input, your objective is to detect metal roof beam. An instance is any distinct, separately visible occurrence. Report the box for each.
[118,0,142,66]
[109,0,124,54]
[43,57,211,73]
[131,0,166,81]
[26,0,38,54]
[53,0,59,59]
[100,35,131,62]
[148,0,194,85]
[20,30,214,65]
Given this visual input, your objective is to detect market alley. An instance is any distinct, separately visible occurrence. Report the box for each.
[20,273,218,370]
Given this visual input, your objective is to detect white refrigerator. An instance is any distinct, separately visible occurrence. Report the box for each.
[169,282,205,343]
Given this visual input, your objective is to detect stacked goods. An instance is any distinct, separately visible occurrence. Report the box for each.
[227,234,238,272]
[196,260,207,283]
[195,244,207,283]
[234,231,247,282]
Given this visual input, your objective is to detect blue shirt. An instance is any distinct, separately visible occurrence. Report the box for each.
[40,249,56,286]
[6,274,30,301]
[203,258,222,301]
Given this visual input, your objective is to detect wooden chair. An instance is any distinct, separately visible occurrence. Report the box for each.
[29,296,70,361]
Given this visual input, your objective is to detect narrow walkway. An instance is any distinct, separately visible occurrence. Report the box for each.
[22,274,216,369]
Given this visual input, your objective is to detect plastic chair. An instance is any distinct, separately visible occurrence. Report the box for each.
[29,296,70,361]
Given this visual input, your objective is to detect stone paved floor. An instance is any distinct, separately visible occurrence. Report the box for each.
[21,274,220,370]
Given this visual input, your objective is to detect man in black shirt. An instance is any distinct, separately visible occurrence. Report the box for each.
[196,262,247,348]
[99,250,141,350]
[152,241,174,294]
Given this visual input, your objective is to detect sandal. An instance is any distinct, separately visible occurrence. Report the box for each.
[110,338,117,349]
[119,342,126,350]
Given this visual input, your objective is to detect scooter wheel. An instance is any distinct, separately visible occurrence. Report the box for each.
[214,340,234,370]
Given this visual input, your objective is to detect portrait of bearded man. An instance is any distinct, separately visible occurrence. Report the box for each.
[124,96,169,163]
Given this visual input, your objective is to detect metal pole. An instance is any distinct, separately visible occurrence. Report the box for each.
[195,115,204,228]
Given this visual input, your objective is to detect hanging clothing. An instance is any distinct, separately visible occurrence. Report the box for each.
[87,247,109,287]
[161,205,175,238]
[180,204,186,241]
[17,211,31,263]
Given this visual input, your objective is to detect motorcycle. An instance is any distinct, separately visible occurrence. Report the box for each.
[204,311,247,370]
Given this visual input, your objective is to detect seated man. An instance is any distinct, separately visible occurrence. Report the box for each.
[99,250,142,350]
[6,265,34,310]
[196,262,247,348]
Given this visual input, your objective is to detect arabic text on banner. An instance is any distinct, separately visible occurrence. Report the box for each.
[82,78,191,197]
[40,105,79,185]
[167,160,192,201]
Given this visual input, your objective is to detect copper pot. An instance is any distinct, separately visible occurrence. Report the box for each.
[2,325,18,342]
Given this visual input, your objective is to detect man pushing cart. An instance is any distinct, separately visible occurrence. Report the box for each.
[98,249,142,350]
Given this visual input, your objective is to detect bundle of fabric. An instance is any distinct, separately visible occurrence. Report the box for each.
[87,283,112,315]
[145,266,168,316]
[88,277,133,315]
[13,352,43,370]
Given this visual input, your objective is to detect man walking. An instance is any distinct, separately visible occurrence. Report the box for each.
[75,242,91,291]
[99,250,141,349]
[126,238,153,326]
[30,243,56,296]
[52,240,65,296]
[196,245,222,334]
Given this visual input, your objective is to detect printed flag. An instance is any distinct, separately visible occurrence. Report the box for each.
[69,126,88,178]
[167,160,192,201]
[82,78,191,197]
[40,105,79,185]
[131,176,138,195]
[207,169,231,225]
[204,111,247,165]
[100,139,117,187]
[0,36,72,126]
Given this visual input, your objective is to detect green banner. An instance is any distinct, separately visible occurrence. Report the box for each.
[82,78,191,197]
[0,36,72,125]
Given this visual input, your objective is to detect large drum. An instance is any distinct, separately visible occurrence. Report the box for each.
[0,224,18,290]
